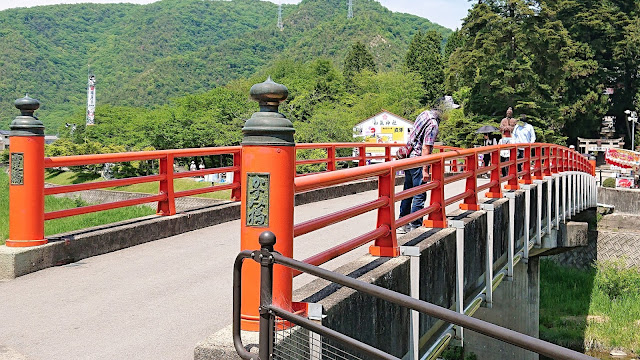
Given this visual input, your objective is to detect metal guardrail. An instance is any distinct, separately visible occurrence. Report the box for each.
[233,231,597,360]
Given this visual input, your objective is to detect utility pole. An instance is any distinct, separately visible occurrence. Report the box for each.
[277,2,283,31]
[347,0,353,19]
[86,67,96,126]
[625,110,638,150]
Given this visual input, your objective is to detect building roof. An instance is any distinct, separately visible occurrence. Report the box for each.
[353,109,414,127]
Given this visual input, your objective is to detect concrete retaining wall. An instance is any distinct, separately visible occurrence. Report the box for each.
[597,186,640,214]
[549,213,640,269]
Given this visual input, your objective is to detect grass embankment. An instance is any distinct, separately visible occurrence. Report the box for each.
[45,170,231,200]
[540,260,640,356]
[1,170,155,245]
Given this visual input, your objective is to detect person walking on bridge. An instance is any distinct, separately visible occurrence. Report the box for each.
[396,99,455,234]
[513,114,536,171]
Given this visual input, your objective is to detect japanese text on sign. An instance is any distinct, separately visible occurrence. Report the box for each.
[246,173,270,227]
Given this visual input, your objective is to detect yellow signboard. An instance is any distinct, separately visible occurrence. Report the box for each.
[382,126,404,141]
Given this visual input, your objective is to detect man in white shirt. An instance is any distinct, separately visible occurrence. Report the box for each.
[513,114,536,144]
[513,114,536,171]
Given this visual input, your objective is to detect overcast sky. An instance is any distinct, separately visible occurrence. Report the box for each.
[0,0,473,30]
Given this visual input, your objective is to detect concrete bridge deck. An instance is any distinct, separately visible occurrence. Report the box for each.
[0,180,487,360]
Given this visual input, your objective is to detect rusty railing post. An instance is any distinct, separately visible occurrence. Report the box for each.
[157,154,176,215]
[240,77,295,331]
[7,95,47,247]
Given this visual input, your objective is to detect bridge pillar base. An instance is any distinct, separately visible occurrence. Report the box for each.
[463,258,540,360]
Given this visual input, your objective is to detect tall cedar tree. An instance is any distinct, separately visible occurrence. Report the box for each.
[343,41,377,86]
[447,0,606,143]
[405,30,445,105]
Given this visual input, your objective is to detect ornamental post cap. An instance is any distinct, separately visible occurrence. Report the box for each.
[10,94,44,136]
[259,231,277,247]
[14,94,40,116]
[242,77,294,146]
[249,76,288,112]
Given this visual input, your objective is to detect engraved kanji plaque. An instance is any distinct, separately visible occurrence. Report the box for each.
[10,153,24,185]
[246,173,270,227]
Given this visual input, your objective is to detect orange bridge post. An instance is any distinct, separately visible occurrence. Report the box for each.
[7,96,47,247]
[240,78,296,331]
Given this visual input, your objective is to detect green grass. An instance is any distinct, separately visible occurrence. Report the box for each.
[1,170,155,245]
[45,170,231,200]
[540,260,640,355]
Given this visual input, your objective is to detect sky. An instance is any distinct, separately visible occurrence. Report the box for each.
[0,0,473,30]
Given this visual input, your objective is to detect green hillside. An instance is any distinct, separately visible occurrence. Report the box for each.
[0,0,449,133]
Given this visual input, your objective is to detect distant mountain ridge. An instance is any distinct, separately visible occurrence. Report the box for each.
[0,0,450,131]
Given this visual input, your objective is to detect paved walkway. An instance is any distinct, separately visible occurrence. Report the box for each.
[0,179,487,360]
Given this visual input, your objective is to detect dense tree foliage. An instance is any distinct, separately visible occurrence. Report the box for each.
[343,42,377,84]
[3,0,640,154]
[57,58,424,163]
[405,30,445,104]
[447,0,640,145]
[0,0,448,133]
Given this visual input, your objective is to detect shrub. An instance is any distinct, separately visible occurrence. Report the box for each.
[602,178,615,188]
[594,258,640,300]
[0,149,8,165]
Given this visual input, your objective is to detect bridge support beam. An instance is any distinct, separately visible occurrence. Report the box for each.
[449,220,466,345]
[521,184,532,262]
[480,204,495,308]
[533,180,544,247]
[504,192,516,280]
[463,258,540,360]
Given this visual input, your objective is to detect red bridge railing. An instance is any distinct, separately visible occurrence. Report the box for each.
[7,141,461,247]
[40,143,460,221]
[291,143,592,274]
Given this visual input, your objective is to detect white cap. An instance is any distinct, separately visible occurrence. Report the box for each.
[443,96,460,109]
[569,145,575,149]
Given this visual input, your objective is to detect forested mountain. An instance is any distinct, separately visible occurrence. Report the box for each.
[0,0,449,132]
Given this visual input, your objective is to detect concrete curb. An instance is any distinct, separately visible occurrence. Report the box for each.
[0,176,402,280]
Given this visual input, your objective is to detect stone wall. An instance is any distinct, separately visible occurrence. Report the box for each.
[549,213,640,269]
[597,187,640,214]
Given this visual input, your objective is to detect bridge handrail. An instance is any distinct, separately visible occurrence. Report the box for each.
[7,142,441,242]
[40,143,455,221]
[233,232,596,360]
[292,142,593,267]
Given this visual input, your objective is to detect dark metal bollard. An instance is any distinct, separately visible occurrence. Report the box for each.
[258,231,276,360]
